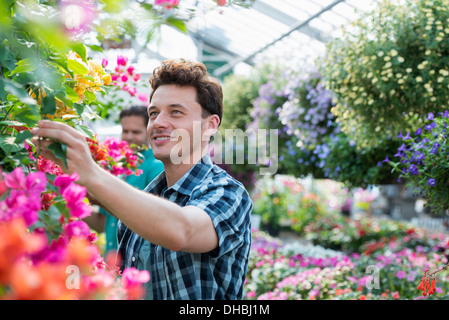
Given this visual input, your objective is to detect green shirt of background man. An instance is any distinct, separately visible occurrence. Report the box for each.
[100,147,164,254]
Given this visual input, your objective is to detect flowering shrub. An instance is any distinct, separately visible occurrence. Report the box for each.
[96,55,150,120]
[252,175,307,235]
[322,0,449,148]
[387,112,449,214]
[0,168,150,299]
[242,62,399,187]
[244,229,449,300]
[303,215,416,254]
[279,67,338,149]
[88,135,143,177]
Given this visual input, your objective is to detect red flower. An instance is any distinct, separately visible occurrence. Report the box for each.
[417,270,437,296]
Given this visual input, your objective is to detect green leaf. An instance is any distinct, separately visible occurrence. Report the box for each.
[68,42,87,61]
[64,85,80,103]
[14,105,40,127]
[165,17,187,33]
[0,120,26,127]
[84,90,96,104]
[67,59,88,75]
[85,44,103,52]
[75,124,94,139]
[0,136,22,153]
[10,58,37,74]
[14,130,33,144]
[47,141,68,168]
[0,78,36,104]
[41,94,56,115]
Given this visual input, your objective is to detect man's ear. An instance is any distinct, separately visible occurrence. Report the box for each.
[203,114,220,138]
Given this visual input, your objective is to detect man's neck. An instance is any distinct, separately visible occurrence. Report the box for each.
[163,147,207,188]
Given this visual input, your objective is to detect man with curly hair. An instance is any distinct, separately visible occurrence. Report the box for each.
[32,59,253,300]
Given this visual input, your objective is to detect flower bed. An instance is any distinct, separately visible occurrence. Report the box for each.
[244,226,449,300]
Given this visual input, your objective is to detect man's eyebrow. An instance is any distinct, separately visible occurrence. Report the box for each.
[148,104,187,110]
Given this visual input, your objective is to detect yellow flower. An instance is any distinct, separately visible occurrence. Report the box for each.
[102,74,112,85]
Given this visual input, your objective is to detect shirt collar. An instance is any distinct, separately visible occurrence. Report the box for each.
[145,154,214,196]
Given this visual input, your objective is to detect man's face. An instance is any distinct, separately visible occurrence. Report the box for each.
[120,115,149,149]
[147,84,218,164]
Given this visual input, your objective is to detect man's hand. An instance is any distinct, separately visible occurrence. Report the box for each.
[31,120,97,186]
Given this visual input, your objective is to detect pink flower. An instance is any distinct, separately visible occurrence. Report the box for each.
[3,167,26,189]
[155,0,179,9]
[132,73,141,82]
[216,0,226,6]
[54,172,79,194]
[127,65,135,75]
[62,183,91,219]
[64,220,91,238]
[137,93,148,102]
[117,55,128,66]
[121,74,129,82]
[128,87,137,96]
[121,267,150,288]
[102,58,108,67]
[396,270,407,279]
[54,172,91,219]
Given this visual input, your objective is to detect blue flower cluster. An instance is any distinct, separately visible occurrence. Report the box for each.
[387,111,449,213]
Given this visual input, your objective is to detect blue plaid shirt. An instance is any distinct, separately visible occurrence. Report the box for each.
[117,155,252,300]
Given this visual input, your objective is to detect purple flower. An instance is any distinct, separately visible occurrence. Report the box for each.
[428,178,436,186]
[427,112,434,120]
[396,270,406,279]
[415,128,422,135]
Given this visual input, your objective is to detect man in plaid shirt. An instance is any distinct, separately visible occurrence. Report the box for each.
[33,59,252,300]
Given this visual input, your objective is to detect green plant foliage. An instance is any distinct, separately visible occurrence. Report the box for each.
[322,0,449,148]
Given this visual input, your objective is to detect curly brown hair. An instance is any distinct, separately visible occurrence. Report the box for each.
[148,59,223,126]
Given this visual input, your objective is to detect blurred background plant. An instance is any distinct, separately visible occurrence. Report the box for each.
[321,0,449,149]
[387,112,449,214]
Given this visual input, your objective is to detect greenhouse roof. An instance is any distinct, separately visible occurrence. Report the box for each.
[137,0,381,78]
[93,0,380,80]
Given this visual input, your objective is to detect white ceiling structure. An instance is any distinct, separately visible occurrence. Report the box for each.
[142,0,381,77]
[94,0,381,78]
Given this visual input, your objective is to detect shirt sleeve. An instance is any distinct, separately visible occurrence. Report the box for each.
[186,178,252,258]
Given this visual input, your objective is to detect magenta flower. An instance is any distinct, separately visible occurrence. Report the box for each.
[54,172,79,194]
[102,58,108,68]
[121,74,129,82]
[64,220,91,238]
[128,87,137,96]
[3,167,26,189]
[54,172,91,219]
[62,183,91,219]
[121,267,150,288]
[137,93,148,102]
[396,270,407,279]
[127,65,135,75]
[117,55,128,66]
[155,0,179,9]
[0,168,47,226]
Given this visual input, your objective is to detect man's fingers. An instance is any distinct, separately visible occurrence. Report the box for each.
[31,121,83,147]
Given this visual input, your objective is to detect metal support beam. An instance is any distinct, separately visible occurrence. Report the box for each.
[213,0,345,77]
[251,1,331,43]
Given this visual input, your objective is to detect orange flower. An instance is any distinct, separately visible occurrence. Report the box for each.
[8,261,74,300]
[0,218,46,284]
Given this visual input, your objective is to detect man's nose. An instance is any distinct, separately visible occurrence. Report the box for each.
[152,112,169,128]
